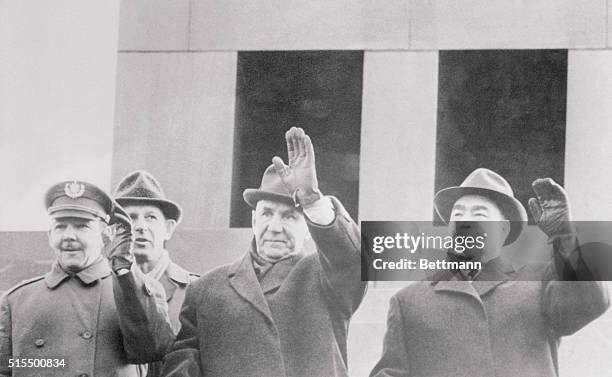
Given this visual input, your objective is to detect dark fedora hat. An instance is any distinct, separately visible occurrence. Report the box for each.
[243,164,295,209]
[113,170,182,223]
[434,168,527,245]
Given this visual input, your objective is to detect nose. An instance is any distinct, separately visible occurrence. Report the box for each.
[132,215,147,232]
[267,214,284,233]
[61,225,77,240]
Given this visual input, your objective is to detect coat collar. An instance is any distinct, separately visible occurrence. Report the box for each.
[227,242,305,322]
[45,257,111,289]
[165,261,191,284]
[431,257,515,299]
[471,256,515,296]
[158,262,191,301]
[228,252,274,322]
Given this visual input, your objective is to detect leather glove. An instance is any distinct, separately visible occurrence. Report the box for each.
[272,127,322,209]
[103,203,135,272]
[528,178,575,239]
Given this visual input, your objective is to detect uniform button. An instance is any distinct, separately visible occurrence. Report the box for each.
[34,338,45,347]
[82,331,92,339]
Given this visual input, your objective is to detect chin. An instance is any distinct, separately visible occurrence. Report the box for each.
[262,247,292,259]
[133,248,153,257]
[60,257,86,271]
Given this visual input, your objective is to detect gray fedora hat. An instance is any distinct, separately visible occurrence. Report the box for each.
[243,164,295,209]
[113,170,183,223]
[434,168,527,245]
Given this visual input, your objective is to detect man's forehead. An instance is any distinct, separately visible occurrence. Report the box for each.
[256,199,298,212]
[453,194,499,209]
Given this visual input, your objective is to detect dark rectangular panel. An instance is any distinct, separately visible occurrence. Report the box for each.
[231,51,364,227]
[435,50,568,223]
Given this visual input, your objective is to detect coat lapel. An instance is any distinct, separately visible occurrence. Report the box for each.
[158,273,178,302]
[228,253,274,322]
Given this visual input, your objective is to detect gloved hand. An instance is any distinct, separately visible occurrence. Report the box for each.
[103,203,135,272]
[272,127,322,208]
[528,178,575,239]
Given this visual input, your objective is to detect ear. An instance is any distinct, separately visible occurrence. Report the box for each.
[100,222,113,245]
[251,210,257,236]
[164,219,177,240]
[47,228,53,249]
[501,219,511,241]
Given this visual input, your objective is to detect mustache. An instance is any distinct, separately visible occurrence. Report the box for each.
[59,241,82,251]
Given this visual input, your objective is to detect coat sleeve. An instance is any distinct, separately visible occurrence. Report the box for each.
[370,295,410,377]
[113,265,175,363]
[159,282,203,377]
[0,293,12,376]
[307,196,367,317]
[542,237,610,337]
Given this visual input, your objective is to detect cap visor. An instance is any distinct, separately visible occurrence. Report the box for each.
[49,209,101,221]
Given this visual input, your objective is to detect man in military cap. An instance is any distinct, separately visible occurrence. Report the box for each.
[0,180,174,377]
[160,127,367,377]
[371,168,610,377]
[113,171,199,377]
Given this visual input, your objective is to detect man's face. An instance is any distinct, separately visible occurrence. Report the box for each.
[124,205,176,262]
[449,194,509,260]
[48,217,106,272]
[252,199,309,262]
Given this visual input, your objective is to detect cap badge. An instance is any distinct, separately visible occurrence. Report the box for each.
[64,181,85,199]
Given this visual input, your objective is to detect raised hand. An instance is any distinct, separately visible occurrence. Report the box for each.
[103,204,135,272]
[272,127,322,208]
[528,178,574,238]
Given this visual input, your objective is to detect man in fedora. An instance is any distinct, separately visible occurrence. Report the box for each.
[160,127,367,377]
[114,171,199,330]
[114,171,199,377]
[0,180,174,377]
[371,168,610,377]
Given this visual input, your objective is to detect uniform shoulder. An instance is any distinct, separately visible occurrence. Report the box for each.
[4,275,46,296]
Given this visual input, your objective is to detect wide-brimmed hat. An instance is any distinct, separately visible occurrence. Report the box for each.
[243,164,295,208]
[434,168,527,245]
[113,170,182,223]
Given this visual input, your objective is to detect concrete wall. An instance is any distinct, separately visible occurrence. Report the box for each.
[114,2,612,375]
[0,0,120,231]
[3,1,612,376]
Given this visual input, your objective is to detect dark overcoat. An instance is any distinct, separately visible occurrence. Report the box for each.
[0,258,174,377]
[370,256,610,377]
[160,197,366,377]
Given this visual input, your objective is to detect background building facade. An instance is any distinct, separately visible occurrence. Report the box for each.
[2,1,612,375]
